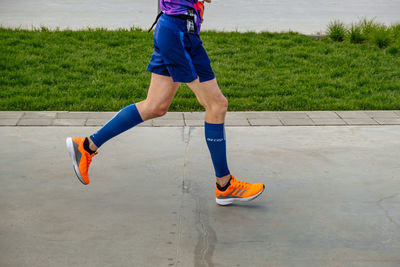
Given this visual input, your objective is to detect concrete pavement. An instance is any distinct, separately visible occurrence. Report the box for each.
[1,110,400,127]
[1,113,400,267]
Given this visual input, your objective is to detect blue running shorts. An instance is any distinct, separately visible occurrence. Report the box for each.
[147,14,215,83]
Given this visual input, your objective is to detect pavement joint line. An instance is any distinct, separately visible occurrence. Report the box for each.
[376,193,400,228]
[178,125,192,262]
[334,111,343,120]
[15,112,25,125]
[182,113,186,127]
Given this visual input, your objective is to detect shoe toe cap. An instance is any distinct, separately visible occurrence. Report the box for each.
[255,183,265,193]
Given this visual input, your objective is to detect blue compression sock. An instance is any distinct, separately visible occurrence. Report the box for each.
[90,104,143,148]
[205,122,230,178]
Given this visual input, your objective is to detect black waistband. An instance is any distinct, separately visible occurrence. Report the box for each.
[168,14,194,20]
[148,11,196,33]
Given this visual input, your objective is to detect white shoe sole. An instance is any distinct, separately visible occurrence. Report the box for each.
[66,137,87,185]
[216,186,265,206]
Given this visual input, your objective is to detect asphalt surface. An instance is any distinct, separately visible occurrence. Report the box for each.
[1,0,399,34]
[1,122,399,267]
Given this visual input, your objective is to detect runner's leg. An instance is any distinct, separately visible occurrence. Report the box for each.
[66,73,179,185]
[187,78,231,187]
[88,73,179,150]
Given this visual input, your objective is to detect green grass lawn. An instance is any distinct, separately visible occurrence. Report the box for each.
[1,28,399,111]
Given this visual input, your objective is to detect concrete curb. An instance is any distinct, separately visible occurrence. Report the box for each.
[1,111,400,127]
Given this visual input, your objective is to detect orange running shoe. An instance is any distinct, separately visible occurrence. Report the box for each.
[215,176,265,205]
[66,137,97,185]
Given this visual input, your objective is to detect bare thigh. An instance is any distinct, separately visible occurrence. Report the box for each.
[136,73,180,121]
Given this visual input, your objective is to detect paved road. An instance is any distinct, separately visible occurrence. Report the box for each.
[1,0,399,34]
[1,123,399,266]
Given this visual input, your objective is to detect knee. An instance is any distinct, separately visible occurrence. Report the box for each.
[208,95,228,115]
[145,103,169,119]
[221,96,228,111]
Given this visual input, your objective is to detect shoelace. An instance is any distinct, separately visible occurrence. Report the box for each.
[231,178,250,189]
